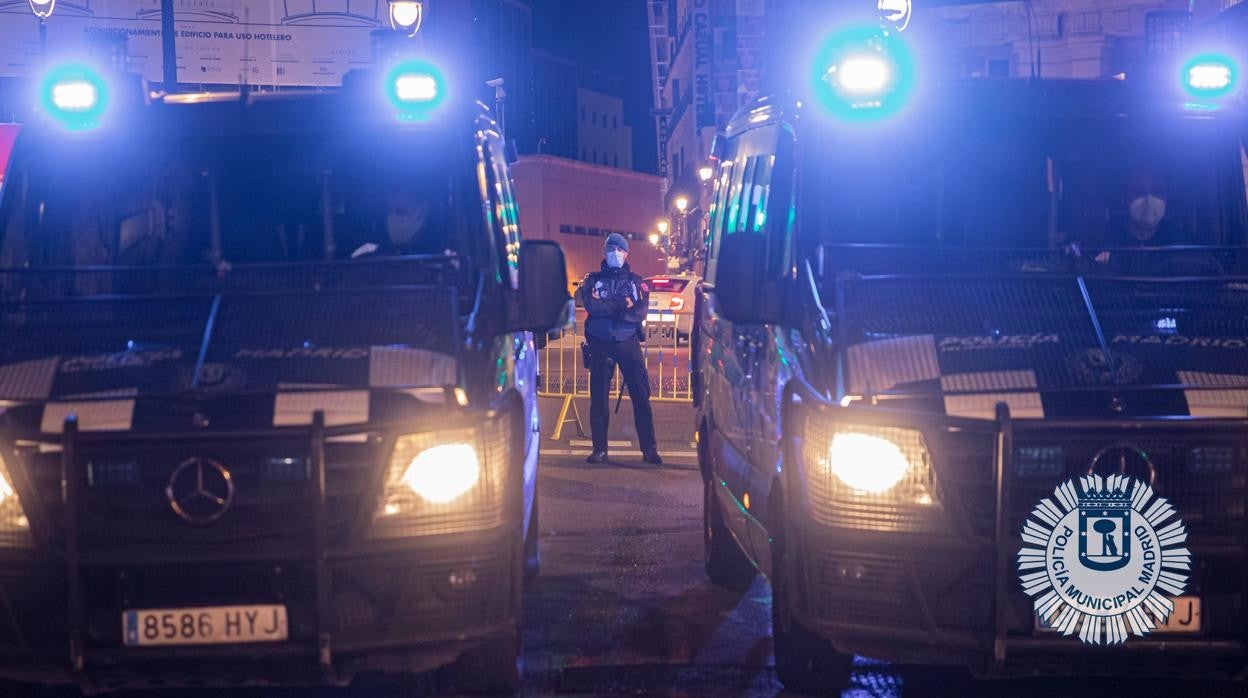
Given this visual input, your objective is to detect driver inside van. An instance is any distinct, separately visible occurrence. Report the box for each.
[1079,161,1225,274]
[1093,163,1180,261]
[350,186,438,258]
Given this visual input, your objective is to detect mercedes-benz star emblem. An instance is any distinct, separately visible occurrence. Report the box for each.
[1087,443,1156,486]
[165,457,235,524]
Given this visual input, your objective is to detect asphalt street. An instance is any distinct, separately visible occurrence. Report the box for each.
[6,400,1246,697]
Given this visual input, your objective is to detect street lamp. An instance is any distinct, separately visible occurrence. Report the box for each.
[388,0,423,37]
[673,197,690,263]
[648,232,661,246]
[657,219,669,235]
[27,0,54,19]
[28,0,54,64]
[698,166,714,182]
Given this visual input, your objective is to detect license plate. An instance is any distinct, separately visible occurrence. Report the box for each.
[1152,596,1201,633]
[123,605,288,647]
[1034,596,1200,634]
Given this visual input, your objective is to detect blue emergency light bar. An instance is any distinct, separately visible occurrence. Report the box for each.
[808,24,916,122]
[385,59,448,122]
[1182,54,1237,99]
[39,64,110,131]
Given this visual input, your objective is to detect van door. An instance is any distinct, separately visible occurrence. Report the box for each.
[702,122,792,558]
[729,123,796,564]
[479,127,539,521]
[700,133,754,552]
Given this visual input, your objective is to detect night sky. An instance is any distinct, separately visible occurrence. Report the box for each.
[530,0,658,174]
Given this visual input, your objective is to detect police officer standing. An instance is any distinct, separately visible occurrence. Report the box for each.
[578,234,662,465]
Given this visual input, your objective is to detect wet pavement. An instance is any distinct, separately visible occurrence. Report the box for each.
[516,451,1245,698]
[6,400,1247,696]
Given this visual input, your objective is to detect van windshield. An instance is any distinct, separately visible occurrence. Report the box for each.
[0,124,489,284]
[802,113,1248,272]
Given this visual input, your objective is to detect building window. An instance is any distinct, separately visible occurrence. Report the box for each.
[580,108,585,123]
[574,226,587,236]
[589,227,600,237]
[559,224,573,234]
[613,154,619,167]
[613,116,618,129]
[988,59,1010,78]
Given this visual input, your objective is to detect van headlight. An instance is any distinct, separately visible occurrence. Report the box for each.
[369,425,507,538]
[828,432,912,493]
[399,443,481,504]
[0,451,33,548]
[799,419,939,531]
[820,426,934,501]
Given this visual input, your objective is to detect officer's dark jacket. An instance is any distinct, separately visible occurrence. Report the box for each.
[578,260,649,342]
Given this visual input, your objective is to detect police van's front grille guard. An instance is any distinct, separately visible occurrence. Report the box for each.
[51,408,515,683]
[782,379,1248,665]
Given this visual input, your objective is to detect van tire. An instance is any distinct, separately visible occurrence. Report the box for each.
[703,477,756,591]
[443,628,522,694]
[771,535,851,695]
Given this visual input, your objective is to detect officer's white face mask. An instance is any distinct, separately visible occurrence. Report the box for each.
[387,205,429,247]
[1128,195,1166,232]
[606,250,627,268]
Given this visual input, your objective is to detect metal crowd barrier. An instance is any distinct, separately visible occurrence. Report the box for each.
[538,309,693,438]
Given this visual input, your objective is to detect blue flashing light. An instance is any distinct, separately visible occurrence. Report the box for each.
[39,64,109,131]
[808,24,916,122]
[385,59,448,122]
[1182,53,1237,99]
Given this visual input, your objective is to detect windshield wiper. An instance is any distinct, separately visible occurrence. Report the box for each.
[1076,275,1118,379]
[191,293,222,390]
[203,171,228,274]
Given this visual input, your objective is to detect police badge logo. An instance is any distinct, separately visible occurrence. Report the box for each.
[1017,474,1191,645]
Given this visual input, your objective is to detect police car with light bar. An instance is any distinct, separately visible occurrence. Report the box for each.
[644,273,699,345]
[0,54,568,692]
[692,11,1248,694]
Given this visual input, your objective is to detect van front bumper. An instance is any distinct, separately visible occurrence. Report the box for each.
[0,531,521,691]
[783,382,1248,679]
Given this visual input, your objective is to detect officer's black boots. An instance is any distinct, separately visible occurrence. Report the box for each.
[586,450,609,464]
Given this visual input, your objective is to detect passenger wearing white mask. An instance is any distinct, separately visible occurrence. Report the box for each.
[1124,169,1172,245]
[1094,165,1178,264]
[351,189,436,258]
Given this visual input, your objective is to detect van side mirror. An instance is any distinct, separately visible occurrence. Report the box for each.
[510,240,570,333]
[714,232,788,325]
[710,127,795,325]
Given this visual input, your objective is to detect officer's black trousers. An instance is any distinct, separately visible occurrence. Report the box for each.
[587,336,657,455]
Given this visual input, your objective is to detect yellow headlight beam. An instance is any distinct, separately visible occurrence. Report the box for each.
[399,443,481,504]
[827,432,911,494]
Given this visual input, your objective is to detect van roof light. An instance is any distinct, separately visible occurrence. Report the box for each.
[40,64,110,131]
[386,59,447,121]
[1183,54,1237,98]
